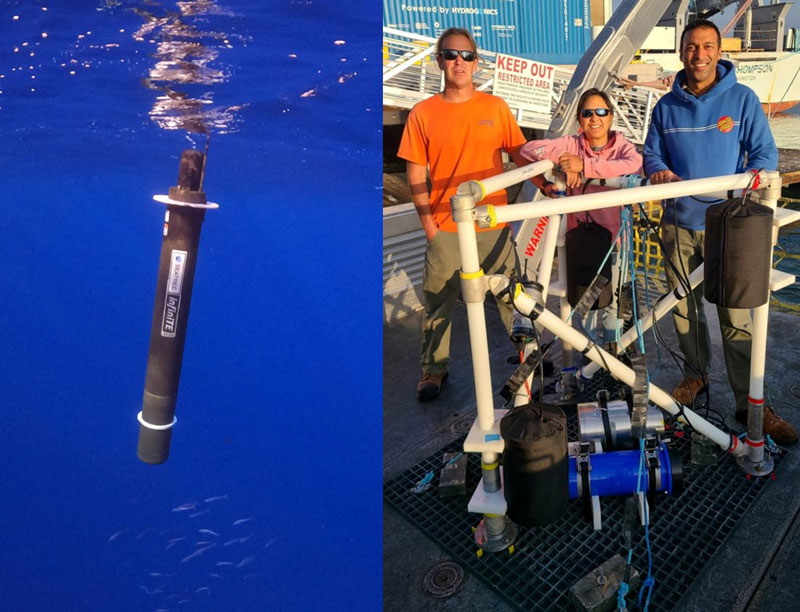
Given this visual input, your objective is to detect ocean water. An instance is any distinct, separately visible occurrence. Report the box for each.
[769,105,800,149]
[1,2,381,611]
[768,107,800,307]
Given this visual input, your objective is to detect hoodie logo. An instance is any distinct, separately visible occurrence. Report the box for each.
[717,116,734,133]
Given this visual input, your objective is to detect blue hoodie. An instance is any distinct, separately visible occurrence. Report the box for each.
[643,59,777,229]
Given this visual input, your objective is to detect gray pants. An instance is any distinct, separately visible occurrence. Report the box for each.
[661,223,755,413]
[420,227,517,375]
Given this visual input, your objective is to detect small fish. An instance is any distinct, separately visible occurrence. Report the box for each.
[195,541,213,546]
[172,502,197,513]
[198,529,219,537]
[164,537,186,551]
[188,510,210,518]
[180,544,216,564]
[148,572,175,578]
[107,528,129,542]
[208,572,222,578]
[196,586,211,595]
[223,535,251,546]
[236,556,255,568]
[137,528,155,540]
[233,517,254,526]
[140,585,165,595]
[204,494,228,503]
[264,536,282,549]
[216,561,233,566]
[180,550,203,564]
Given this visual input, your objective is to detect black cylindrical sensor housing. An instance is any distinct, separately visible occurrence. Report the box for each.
[137,150,208,464]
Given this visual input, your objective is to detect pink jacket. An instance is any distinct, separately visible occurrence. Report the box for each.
[519,131,642,238]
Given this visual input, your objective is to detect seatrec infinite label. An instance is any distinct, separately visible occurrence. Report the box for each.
[161,249,188,338]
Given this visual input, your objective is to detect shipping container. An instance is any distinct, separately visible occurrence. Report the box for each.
[383,0,593,65]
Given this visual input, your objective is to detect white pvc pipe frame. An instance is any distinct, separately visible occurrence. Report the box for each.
[455,166,780,460]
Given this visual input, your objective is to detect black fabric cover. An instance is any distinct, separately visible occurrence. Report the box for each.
[704,197,773,308]
[565,218,613,310]
[500,404,568,527]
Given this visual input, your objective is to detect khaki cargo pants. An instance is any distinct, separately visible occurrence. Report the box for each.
[661,223,757,412]
[420,226,517,375]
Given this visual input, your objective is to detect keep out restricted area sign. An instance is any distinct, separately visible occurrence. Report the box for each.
[492,53,555,114]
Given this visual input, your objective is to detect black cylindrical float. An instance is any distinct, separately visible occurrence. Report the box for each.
[704,197,773,308]
[500,403,569,527]
[138,150,209,464]
[565,219,613,310]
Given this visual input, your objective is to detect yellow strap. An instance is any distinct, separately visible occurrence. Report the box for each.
[514,282,523,301]
[460,269,485,280]
[485,204,497,227]
[481,460,500,470]
[473,180,487,202]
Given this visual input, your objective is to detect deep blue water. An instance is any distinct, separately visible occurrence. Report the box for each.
[1,2,381,611]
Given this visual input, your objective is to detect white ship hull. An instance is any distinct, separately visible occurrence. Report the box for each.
[731,52,800,113]
[640,50,800,114]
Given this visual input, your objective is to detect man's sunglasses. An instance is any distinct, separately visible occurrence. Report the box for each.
[580,108,611,118]
[439,48,476,62]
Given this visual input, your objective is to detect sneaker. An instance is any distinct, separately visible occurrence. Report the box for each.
[735,406,799,446]
[417,372,448,402]
[671,377,708,406]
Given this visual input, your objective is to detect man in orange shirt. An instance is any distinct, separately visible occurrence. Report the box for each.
[398,28,528,401]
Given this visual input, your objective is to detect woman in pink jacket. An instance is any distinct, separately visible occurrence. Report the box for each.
[519,88,642,238]
[519,88,643,345]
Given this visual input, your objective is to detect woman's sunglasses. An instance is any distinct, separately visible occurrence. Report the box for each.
[580,108,611,118]
[439,48,476,62]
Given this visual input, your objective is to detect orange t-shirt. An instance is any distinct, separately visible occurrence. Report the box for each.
[397,91,526,233]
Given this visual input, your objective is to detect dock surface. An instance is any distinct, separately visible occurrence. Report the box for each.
[384,300,800,611]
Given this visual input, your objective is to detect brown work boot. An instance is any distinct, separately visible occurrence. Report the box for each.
[671,377,708,406]
[735,406,799,446]
[417,372,448,402]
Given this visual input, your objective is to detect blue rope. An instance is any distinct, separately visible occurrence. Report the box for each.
[624,206,646,355]
[618,178,660,611]
[766,434,778,453]
[615,205,632,347]
[594,220,624,286]
[636,438,656,611]
[616,578,629,611]
[410,471,434,493]
[639,575,656,610]
[411,452,464,493]
[616,547,634,611]
[444,452,463,466]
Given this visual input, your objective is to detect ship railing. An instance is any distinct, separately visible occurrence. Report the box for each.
[383,27,666,144]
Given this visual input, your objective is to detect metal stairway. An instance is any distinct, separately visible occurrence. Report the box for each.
[383,27,668,145]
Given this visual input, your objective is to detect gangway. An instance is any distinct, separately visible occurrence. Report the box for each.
[382,27,667,145]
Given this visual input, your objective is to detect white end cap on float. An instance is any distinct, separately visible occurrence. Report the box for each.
[154,194,219,209]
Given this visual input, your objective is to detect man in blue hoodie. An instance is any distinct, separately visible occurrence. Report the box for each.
[644,19,797,445]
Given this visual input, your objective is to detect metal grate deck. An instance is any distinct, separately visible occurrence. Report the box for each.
[385,377,783,612]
